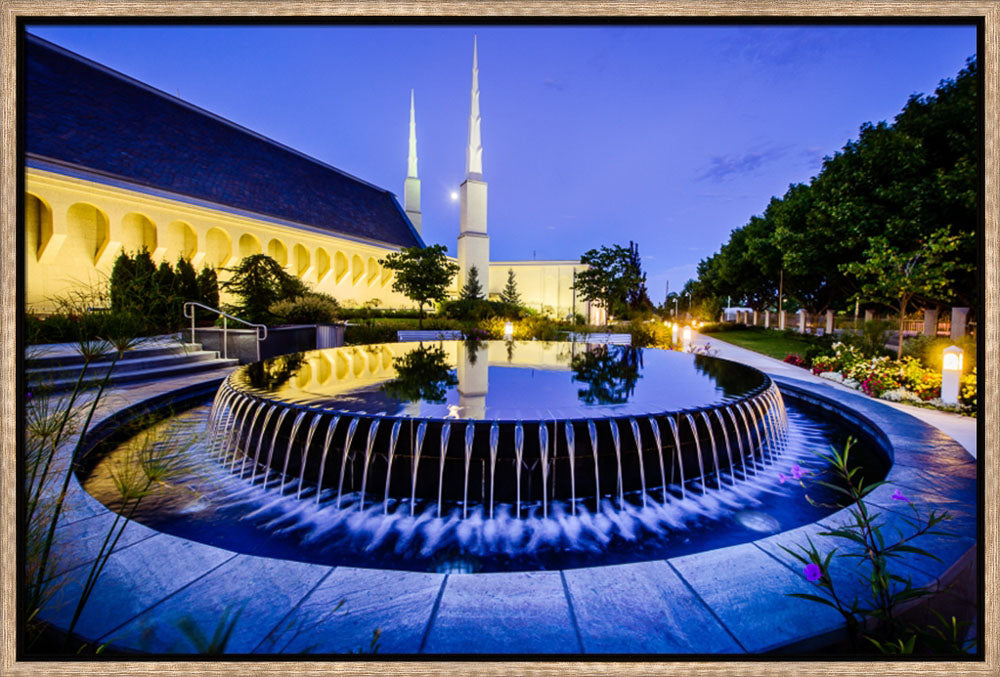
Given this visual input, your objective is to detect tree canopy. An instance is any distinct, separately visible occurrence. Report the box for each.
[693,57,977,318]
[380,244,460,326]
[574,242,647,322]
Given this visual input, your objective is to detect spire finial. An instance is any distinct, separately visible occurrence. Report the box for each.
[465,35,483,179]
[407,89,418,179]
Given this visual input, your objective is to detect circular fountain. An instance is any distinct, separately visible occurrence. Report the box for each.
[209,340,787,516]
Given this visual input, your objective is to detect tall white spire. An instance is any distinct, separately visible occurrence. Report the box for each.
[465,35,483,179]
[404,89,422,235]
[458,35,489,295]
[407,89,418,179]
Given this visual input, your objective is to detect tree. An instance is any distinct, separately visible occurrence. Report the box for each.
[379,244,459,327]
[499,268,522,306]
[196,266,219,310]
[573,244,643,325]
[219,253,308,324]
[175,257,200,303]
[460,265,484,300]
[151,261,178,327]
[842,229,969,358]
[108,250,136,313]
[625,241,653,313]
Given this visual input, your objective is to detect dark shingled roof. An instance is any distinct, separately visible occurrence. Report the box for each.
[24,35,423,249]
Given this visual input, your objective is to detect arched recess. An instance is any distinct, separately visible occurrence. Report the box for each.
[165,221,197,261]
[25,193,53,261]
[315,354,332,385]
[238,233,262,259]
[204,228,231,268]
[66,202,110,264]
[351,254,364,285]
[334,251,348,283]
[293,361,312,390]
[315,248,331,282]
[122,213,157,254]
[268,239,287,266]
[293,244,310,277]
[366,257,379,286]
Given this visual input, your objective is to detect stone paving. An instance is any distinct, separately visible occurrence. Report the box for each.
[31,348,978,655]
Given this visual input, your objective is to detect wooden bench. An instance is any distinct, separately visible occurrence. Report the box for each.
[397,329,464,342]
[567,333,632,345]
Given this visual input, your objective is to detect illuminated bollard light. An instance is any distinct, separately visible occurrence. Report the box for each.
[941,345,963,404]
[504,321,514,339]
[671,323,679,346]
[682,326,692,351]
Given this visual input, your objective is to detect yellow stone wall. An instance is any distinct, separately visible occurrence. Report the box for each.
[24,167,588,319]
[24,167,414,313]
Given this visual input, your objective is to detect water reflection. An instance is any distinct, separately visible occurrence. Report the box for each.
[571,345,643,405]
[244,353,305,390]
[381,344,458,403]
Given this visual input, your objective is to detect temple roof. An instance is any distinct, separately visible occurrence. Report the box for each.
[24,34,423,249]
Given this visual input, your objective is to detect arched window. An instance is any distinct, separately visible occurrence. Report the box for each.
[334,251,348,284]
[122,213,157,254]
[25,193,53,261]
[351,254,364,285]
[66,203,110,264]
[367,257,379,286]
[315,248,331,281]
[293,244,310,277]
[267,238,288,266]
[166,221,197,261]
[238,233,262,259]
[205,228,231,268]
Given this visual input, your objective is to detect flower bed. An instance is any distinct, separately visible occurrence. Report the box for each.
[790,342,975,415]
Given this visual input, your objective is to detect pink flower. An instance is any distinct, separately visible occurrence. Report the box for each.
[790,464,803,480]
[778,473,786,484]
[803,563,823,582]
[891,488,909,502]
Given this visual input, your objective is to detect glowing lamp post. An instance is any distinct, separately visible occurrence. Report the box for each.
[941,345,963,404]
[671,323,679,346]
[504,321,514,340]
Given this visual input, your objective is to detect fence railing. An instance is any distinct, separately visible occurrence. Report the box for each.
[183,302,268,361]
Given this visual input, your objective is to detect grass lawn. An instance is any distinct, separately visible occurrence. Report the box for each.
[701,328,818,361]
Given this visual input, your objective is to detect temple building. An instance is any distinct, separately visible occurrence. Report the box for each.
[24,34,588,319]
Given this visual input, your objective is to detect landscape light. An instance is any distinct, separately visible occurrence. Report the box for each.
[941,345,963,404]
[682,326,692,349]
[671,323,679,345]
[504,321,514,339]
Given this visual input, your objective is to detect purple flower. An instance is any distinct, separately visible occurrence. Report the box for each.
[891,488,909,502]
[778,473,786,484]
[790,464,804,480]
[803,563,823,582]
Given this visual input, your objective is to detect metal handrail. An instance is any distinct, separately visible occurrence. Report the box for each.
[183,301,268,361]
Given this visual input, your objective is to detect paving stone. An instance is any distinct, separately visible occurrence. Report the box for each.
[40,533,236,642]
[46,511,159,581]
[257,566,444,655]
[423,570,578,654]
[564,560,742,653]
[669,542,846,653]
[104,554,331,653]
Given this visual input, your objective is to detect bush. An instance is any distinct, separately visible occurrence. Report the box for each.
[440,298,525,322]
[344,324,398,345]
[960,367,977,409]
[783,354,807,368]
[268,293,339,324]
[902,333,977,372]
[841,320,893,357]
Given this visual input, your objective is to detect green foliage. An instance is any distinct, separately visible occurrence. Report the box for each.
[176,604,245,654]
[573,243,645,322]
[459,265,485,300]
[901,333,977,372]
[499,268,522,305]
[219,253,307,324]
[380,244,459,326]
[782,439,970,655]
[344,323,398,345]
[268,293,340,324]
[840,320,894,358]
[175,257,199,303]
[694,58,978,317]
[196,266,219,310]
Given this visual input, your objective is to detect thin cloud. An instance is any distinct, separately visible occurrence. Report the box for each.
[697,145,790,182]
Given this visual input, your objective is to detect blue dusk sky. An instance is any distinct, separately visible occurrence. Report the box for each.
[26,24,976,300]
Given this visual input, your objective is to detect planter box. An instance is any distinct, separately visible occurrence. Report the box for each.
[184,323,345,364]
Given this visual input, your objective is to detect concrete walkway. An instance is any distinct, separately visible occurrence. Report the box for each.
[692,332,978,458]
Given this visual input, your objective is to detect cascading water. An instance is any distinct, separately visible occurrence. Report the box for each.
[84,341,888,573]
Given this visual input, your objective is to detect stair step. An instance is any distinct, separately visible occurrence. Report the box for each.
[27,350,222,382]
[26,341,203,368]
[28,357,239,393]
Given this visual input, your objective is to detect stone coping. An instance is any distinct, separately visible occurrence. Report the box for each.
[34,370,977,655]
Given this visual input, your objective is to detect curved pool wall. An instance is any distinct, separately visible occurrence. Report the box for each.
[42,369,976,655]
[209,342,788,508]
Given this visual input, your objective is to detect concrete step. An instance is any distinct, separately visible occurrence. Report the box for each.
[26,341,202,368]
[27,350,222,382]
[28,356,239,393]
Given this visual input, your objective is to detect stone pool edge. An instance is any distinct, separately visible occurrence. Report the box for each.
[33,370,977,656]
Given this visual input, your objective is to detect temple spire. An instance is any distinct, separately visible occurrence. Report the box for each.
[407,89,418,179]
[404,89,422,235]
[465,35,483,179]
